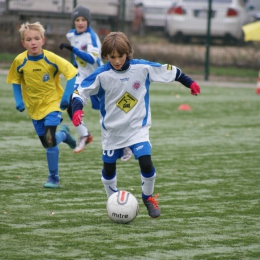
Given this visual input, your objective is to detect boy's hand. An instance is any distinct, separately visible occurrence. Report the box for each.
[59,43,73,52]
[190,82,200,96]
[72,110,84,126]
[16,102,25,112]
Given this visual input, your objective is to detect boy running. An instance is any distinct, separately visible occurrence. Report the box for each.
[6,22,77,188]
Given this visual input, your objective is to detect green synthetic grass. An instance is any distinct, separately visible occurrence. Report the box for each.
[0,52,17,63]
[0,74,260,260]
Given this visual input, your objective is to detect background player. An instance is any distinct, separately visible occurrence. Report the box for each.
[59,5,101,153]
[6,21,77,188]
[59,5,132,161]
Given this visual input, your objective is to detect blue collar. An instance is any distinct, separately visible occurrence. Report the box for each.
[27,53,44,61]
[111,58,130,71]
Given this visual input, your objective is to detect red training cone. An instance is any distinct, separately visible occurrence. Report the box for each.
[256,70,260,94]
[178,104,191,111]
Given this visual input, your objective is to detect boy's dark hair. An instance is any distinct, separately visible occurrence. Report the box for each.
[101,32,134,60]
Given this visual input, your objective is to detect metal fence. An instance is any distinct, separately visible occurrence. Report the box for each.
[0,0,260,79]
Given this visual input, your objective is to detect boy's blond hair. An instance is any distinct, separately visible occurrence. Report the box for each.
[19,21,45,40]
[101,32,134,60]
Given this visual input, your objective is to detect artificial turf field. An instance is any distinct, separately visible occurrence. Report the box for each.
[0,73,259,259]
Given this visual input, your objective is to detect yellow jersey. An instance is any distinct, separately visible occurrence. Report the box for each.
[6,49,77,120]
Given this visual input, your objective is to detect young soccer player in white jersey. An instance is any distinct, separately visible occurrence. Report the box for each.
[59,6,132,161]
[69,32,201,218]
[6,21,78,189]
[59,5,100,153]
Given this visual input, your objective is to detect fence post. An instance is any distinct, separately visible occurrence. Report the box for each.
[204,0,212,81]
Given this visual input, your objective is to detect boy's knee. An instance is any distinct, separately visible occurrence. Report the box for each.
[44,127,57,148]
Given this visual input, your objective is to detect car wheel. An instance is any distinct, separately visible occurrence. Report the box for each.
[169,32,187,44]
[223,34,236,46]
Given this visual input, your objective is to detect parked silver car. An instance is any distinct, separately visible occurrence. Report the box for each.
[165,0,254,44]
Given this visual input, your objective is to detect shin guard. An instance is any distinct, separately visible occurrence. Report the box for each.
[141,167,156,198]
[101,170,118,198]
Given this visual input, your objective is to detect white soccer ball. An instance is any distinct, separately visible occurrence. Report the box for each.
[106,190,139,224]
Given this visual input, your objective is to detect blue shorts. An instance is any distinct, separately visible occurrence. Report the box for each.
[32,111,63,136]
[102,141,152,163]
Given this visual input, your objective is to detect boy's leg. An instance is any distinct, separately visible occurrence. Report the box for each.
[59,125,76,149]
[42,123,60,188]
[37,112,75,188]
[101,168,118,198]
[73,122,93,154]
[44,146,60,188]
[132,142,161,218]
[101,149,123,198]
[139,158,161,218]
[67,98,93,154]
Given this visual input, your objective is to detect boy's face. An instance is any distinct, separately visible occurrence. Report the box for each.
[21,29,45,56]
[74,17,88,33]
[106,50,127,70]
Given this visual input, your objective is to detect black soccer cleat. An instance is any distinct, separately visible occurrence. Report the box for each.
[142,194,161,218]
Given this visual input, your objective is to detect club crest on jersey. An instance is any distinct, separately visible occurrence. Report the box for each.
[42,74,50,82]
[116,92,138,113]
[132,81,141,90]
[81,44,87,51]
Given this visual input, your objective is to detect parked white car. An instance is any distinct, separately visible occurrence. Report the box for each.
[136,0,173,28]
[246,0,260,21]
[165,0,254,44]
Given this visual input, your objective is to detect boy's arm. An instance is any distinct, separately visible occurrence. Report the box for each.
[175,68,200,96]
[71,96,84,126]
[72,47,95,64]
[12,84,25,112]
[59,43,95,64]
[60,75,77,110]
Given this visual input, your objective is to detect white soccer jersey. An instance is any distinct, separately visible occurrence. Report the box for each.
[74,59,179,150]
[66,26,102,85]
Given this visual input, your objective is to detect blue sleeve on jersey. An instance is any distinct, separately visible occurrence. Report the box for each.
[60,75,77,110]
[175,67,194,88]
[87,26,99,47]
[12,84,25,112]
[131,59,162,67]
[90,95,100,110]
[71,97,84,115]
[72,47,95,64]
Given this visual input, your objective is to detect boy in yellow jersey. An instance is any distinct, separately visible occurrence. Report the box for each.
[6,21,78,188]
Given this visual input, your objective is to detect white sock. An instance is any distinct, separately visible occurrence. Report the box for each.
[75,122,89,137]
[101,175,118,198]
[141,173,156,197]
